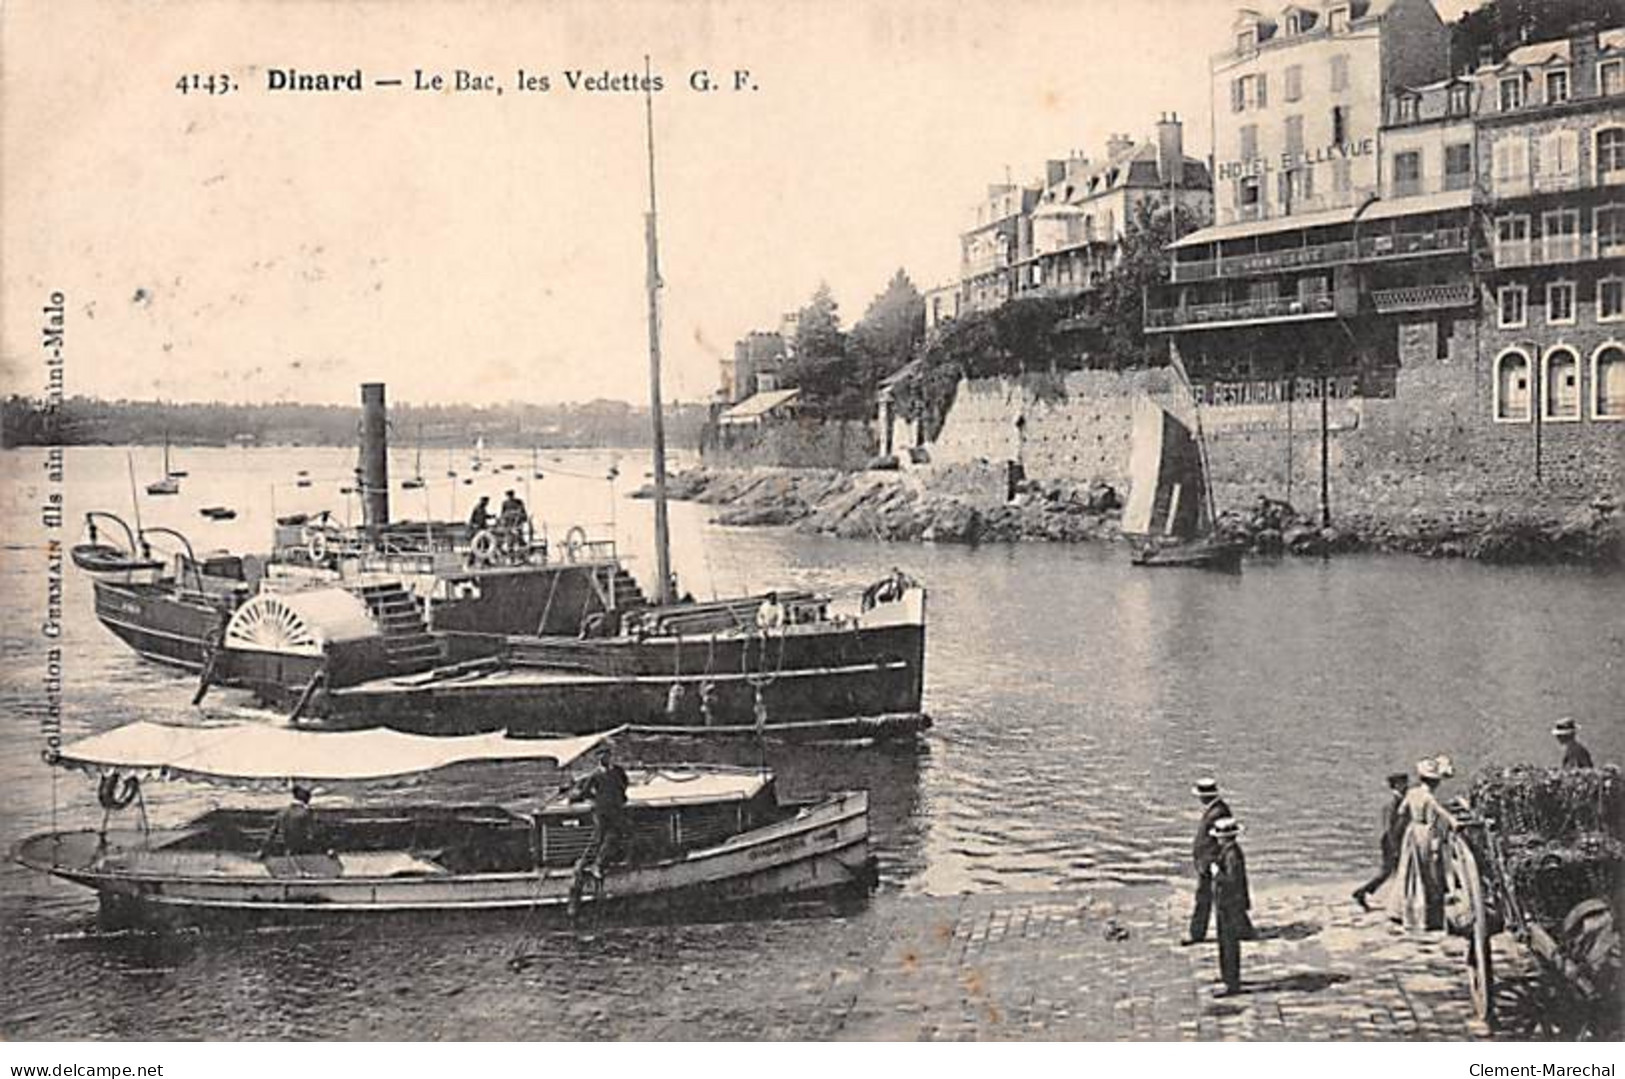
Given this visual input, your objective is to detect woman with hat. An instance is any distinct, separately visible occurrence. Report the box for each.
[1382,756,1460,931]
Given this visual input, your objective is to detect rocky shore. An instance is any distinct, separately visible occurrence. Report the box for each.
[640,466,1622,566]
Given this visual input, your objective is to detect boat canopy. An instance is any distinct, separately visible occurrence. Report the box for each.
[50,721,621,786]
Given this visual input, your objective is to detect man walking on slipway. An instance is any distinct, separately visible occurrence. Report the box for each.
[1183,778,1231,946]
[1353,772,1410,911]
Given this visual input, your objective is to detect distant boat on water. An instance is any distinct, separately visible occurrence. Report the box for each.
[146,435,180,496]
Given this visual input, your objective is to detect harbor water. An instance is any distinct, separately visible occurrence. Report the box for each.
[1,445,1619,1038]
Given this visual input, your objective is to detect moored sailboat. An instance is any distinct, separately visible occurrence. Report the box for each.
[1121,397,1243,571]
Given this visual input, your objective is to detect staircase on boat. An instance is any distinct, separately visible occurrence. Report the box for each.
[353,582,443,675]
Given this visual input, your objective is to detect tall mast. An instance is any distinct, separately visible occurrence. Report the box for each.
[643,55,673,604]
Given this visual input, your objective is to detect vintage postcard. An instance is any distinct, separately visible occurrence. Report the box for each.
[1,0,1620,1054]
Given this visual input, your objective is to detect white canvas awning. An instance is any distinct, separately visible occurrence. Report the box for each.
[1170,205,1359,249]
[52,721,621,786]
[720,388,800,425]
[1359,188,1473,221]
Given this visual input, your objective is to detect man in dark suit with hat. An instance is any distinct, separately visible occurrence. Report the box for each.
[261,783,319,857]
[1183,777,1231,945]
[1211,816,1251,997]
[1553,718,1594,769]
[1353,772,1410,911]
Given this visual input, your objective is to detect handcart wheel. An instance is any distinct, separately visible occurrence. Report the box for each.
[1447,833,1496,1029]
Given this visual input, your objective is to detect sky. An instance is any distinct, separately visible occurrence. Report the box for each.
[0,0,1486,408]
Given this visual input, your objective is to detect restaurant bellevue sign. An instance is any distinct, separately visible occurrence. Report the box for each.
[1216,138,1375,182]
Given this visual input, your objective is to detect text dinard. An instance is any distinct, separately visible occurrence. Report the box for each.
[264,68,739,94]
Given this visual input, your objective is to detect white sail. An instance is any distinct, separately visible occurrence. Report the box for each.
[1121,398,1208,541]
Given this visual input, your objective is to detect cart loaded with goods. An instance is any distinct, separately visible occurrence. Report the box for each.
[1443,764,1622,1038]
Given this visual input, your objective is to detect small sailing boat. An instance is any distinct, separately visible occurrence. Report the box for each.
[471,436,486,472]
[532,447,545,480]
[402,426,426,490]
[145,434,180,496]
[1121,398,1242,571]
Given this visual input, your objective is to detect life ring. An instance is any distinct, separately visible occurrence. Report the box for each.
[97,772,141,811]
[303,529,329,564]
[564,525,588,562]
[469,529,499,564]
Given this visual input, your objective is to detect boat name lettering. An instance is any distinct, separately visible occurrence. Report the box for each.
[747,834,809,861]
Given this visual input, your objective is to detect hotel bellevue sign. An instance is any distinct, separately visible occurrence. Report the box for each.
[1216,138,1375,182]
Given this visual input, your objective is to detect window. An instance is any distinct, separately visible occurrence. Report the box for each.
[1285,65,1302,102]
[1448,83,1472,115]
[1239,176,1262,215]
[1601,277,1625,322]
[1330,54,1350,93]
[1597,129,1625,179]
[1538,130,1579,183]
[1547,280,1576,325]
[1496,349,1532,421]
[1328,7,1348,33]
[1444,143,1473,190]
[1285,12,1303,35]
[1394,95,1419,123]
[1499,76,1524,111]
[1542,209,1579,261]
[1544,348,1580,420]
[1240,123,1258,161]
[1436,317,1452,360]
[1546,69,1570,104]
[1598,206,1625,258]
[1237,29,1256,52]
[1493,136,1530,192]
[1284,115,1303,157]
[1333,157,1352,193]
[1248,279,1279,302]
[1257,72,1268,108]
[1495,214,1530,264]
[1595,345,1625,418]
[1298,274,1329,299]
[1603,60,1624,97]
[1232,74,1266,111]
[1393,151,1422,196]
[1498,284,1527,328]
[1331,105,1348,144]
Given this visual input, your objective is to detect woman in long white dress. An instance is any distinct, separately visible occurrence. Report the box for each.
[1382,756,1460,930]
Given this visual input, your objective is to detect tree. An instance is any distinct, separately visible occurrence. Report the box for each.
[1093,197,1203,370]
[783,282,865,417]
[849,269,926,396]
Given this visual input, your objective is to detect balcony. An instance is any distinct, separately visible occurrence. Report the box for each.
[1535,171,1583,193]
[1145,292,1336,332]
[1492,235,1618,268]
[1169,228,1469,283]
[1370,282,1476,313]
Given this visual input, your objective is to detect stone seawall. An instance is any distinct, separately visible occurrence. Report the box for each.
[645,464,1622,564]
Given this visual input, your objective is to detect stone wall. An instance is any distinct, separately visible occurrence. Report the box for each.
[701,418,876,471]
[926,316,1623,522]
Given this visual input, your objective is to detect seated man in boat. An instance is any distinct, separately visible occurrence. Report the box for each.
[259,784,322,858]
[756,591,785,632]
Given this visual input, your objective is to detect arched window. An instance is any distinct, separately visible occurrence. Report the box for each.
[1495,349,1531,422]
[1543,347,1580,421]
[1594,344,1625,420]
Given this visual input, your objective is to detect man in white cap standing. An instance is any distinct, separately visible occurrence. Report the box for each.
[1182,778,1231,946]
[1211,816,1251,997]
[1553,718,1594,770]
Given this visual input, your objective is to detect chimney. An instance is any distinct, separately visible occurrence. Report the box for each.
[1046,159,1067,186]
[1156,112,1185,187]
[358,383,390,533]
[1570,22,1599,97]
[1107,133,1134,159]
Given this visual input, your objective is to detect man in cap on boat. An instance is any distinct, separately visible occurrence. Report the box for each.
[468,495,492,533]
[1210,816,1251,997]
[260,783,320,858]
[1553,718,1594,770]
[1353,772,1411,911]
[498,489,529,551]
[567,743,633,917]
[1182,778,1231,946]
